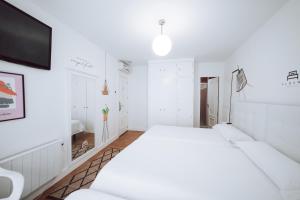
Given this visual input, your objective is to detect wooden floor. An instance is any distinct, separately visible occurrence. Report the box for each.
[72,132,95,160]
[36,131,143,200]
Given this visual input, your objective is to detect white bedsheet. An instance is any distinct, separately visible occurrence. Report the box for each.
[65,189,126,200]
[91,135,282,200]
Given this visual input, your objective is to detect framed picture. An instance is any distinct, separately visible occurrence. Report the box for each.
[0,71,25,122]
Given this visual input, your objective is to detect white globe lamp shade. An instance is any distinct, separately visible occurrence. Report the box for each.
[152,34,172,56]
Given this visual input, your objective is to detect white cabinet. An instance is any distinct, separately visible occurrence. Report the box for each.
[148,59,194,127]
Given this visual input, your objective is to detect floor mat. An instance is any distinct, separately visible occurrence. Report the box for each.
[47,148,122,200]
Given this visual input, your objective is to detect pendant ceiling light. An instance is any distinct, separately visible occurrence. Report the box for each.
[152,19,172,56]
[102,51,109,95]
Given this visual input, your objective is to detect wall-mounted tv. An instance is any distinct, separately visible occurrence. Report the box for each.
[0,1,52,70]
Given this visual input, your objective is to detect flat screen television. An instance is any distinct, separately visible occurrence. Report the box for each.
[0,1,52,70]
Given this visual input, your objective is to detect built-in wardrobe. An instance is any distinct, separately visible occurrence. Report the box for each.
[148,59,194,127]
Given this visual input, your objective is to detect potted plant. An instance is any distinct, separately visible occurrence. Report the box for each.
[102,105,109,121]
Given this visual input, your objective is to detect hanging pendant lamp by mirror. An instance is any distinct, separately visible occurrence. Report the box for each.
[152,19,172,56]
[102,51,109,95]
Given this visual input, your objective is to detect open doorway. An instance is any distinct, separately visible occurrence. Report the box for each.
[200,77,219,128]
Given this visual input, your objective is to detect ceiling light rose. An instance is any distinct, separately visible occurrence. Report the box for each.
[152,19,172,56]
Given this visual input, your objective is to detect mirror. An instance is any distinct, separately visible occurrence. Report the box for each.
[71,74,95,160]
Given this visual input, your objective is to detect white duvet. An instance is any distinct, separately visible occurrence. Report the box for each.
[65,189,126,200]
[91,133,282,200]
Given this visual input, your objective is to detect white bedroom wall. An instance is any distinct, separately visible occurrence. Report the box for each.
[128,65,148,131]
[0,0,119,166]
[223,0,300,121]
[194,62,225,127]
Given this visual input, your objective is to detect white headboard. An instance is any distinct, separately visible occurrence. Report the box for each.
[232,101,300,163]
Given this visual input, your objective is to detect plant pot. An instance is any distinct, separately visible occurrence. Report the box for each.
[103,114,108,121]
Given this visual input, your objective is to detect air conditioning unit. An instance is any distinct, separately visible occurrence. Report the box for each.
[119,60,131,74]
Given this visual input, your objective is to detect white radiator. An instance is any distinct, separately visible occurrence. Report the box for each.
[0,140,64,198]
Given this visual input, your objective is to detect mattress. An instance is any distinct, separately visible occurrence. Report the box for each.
[91,134,282,200]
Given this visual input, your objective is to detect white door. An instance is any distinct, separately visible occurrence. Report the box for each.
[176,77,194,126]
[148,64,177,127]
[207,77,219,126]
[159,64,177,126]
[119,73,128,135]
[148,65,162,127]
[86,78,96,133]
[176,62,194,126]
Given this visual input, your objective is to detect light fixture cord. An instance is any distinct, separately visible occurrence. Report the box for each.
[104,51,107,80]
[160,24,163,35]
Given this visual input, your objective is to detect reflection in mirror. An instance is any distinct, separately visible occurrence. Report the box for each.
[71,74,96,160]
[71,121,95,160]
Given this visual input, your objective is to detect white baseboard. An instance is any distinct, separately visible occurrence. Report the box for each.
[24,135,119,200]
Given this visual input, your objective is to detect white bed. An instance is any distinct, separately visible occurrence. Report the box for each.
[71,119,84,135]
[66,103,300,200]
[66,189,126,200]
[89,134,281,200]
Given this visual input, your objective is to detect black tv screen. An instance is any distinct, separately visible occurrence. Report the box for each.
[0,1,52,70]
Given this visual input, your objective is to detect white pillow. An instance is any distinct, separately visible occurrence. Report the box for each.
[237,141,300,192]
[213,124,254,142]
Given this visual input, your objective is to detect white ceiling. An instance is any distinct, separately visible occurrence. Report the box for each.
[29,0,288,64]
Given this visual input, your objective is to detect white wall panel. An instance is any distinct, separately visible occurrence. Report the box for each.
[0,140,63,198]
[22,154,32,197]
[31,151,40,191]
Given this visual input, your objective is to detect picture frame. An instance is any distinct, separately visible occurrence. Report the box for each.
[0,71,25,122]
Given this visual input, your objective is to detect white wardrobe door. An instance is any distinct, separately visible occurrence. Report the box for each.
[86,78,96,133]
[71,75,86,129]
[176,62,194,126]
[148,64,177,127]
[176,77,194,126]
[160,65,177,125]
[177,61,194,78]
[148,65,164,127]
